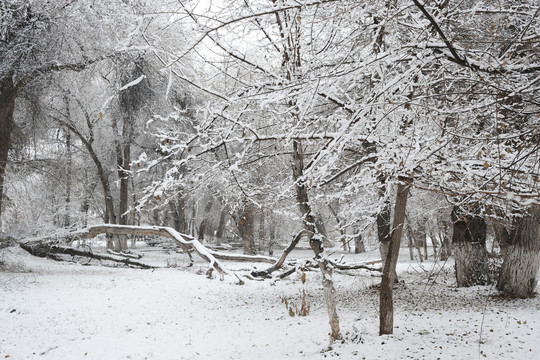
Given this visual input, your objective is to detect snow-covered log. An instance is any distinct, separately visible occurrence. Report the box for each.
[74,224,277,277]
[20,242,155,269]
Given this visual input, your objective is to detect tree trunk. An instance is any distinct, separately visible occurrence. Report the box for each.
[215,208,227,246]
[81,175,97,228]
[258,209,266,253]
[451,206,490,287]
[61,120,116,238]
[492,222,510,256]
[268,215,276,256]
[315,213,334,248]
[292,140,341,342]
[377,187,392,259]
[238,200,256,255]
[407,233,414,260]
[377,184,394,277]
[379,176,412,335]
[354,233,366,254]
[169,194,187,234]
[197,198,214,243]
[440,233,451,261]
[497,206,540,298]
[329,203,347,251]
[63,129,72,228]
[0,76,17,232]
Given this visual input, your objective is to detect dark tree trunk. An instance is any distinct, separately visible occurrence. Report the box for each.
[497,206,540,298]
[492,222,510,256]
[377,187,392,263]
[0,76,17,231]
[257,209,266,253]
[169,194,187,233]
[379,177,412,335]
[238,201,256,255]
[268,215,276,256]
[197,198,214,243]
[81,175,97,228]
[215,208,227,246]
[377,184,395,279]
[451,206,490,287]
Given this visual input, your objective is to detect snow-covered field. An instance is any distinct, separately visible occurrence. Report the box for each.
[1,245,539,359]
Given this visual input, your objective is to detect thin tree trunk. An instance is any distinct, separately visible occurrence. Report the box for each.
[379,176,412,335]
[60,120,116,238]
[405,216,414,260]
[451,206,490,287]
[440,233,451,261]
[268,216,276,256]
[377,183,394,276]
[292,140,341,342]
[407,234,414,260]
[258,209,266,253]
[423,234,428,260]
[63,128,72,228]
[81,175,97,228]
[497,206,540,298]
[329,203,347,251]
[0,76,17,232]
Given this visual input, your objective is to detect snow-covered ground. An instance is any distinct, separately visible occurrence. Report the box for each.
[1,245,539,359]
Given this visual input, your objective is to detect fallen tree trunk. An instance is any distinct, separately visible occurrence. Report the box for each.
[74,224,275,277]
[20,241,155,269]
[107,249,143,259]
[79,224,279,270]
[329,260,382,272]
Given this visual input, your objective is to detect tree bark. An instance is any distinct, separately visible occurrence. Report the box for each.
[497,206,540,298]
[354,233,366,254]
[215,208,227,246]
[197,198,214,243]
[59,118,116,228]
[238,200,256,255]
[257,209,266,253]
[379,176,412,335]
[0,76,17,232]
[451,206,490,287]
[292,140,341,342]
[440,233,451,261]
[492,222,510,256]
[63,128,72,228]
[20,241,154,269]
[377,185,392,266]
[169,194,187,233]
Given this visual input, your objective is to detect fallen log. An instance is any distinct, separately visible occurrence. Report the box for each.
[106,249,144,259]
[329,260,382,272]
[73,224,278,278]
[20,242,155,269]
